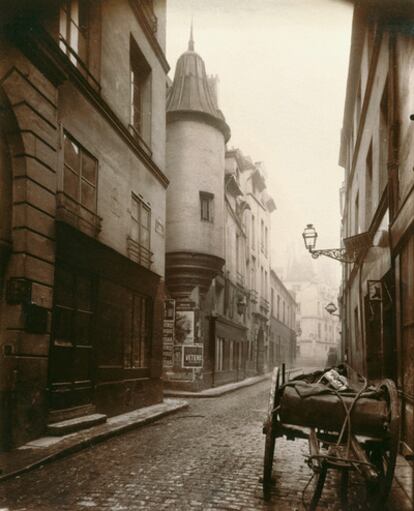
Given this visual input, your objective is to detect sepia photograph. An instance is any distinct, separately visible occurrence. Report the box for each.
[0,0,413,509]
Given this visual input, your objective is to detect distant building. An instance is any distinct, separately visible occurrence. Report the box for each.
[0,1,168,450]
[285,257,340,367]
[269,270,297,369]
[225,149,276,377]
[339,2,414,457]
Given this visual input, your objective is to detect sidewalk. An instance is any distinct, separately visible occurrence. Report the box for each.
[0,398,188,482]
[163,373,271,398]
[392,454,413,510]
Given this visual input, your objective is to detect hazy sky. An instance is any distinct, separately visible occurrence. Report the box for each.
[166,0,354,287]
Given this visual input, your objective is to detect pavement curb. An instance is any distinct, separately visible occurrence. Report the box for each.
[163,374,271,398]
[163,367,304,398]
[0,398,189,483]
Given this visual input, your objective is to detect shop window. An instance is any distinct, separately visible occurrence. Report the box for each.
[215,337,224,371]
[129,194,152,269]
[200,191,214,222]
[130,38,152,145]
[53,265,94,349]
[59,0,89,66]
[125,293,151,369]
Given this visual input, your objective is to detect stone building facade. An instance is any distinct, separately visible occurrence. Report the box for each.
[0,0,168,450]
[269,269,297,369]
[290,280,340,367]
[339,1,414,456]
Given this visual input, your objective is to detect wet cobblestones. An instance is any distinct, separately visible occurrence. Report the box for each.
[0,381,405,510]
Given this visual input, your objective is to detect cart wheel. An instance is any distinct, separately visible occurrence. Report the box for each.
[262,366,281,501]
[366,379,400,510]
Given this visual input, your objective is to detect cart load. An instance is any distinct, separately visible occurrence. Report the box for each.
[279,368,389,437]
[262,365,400,510]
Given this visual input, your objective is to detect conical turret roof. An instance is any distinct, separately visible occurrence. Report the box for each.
[167,27,230,141]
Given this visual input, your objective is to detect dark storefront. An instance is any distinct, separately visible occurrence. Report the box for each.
[48,224,163,422]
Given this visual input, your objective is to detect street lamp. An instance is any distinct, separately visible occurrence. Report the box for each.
[302,224,358,264]
[302,224,318,252]
[325,302,340,317]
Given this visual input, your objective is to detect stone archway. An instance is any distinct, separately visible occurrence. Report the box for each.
[0,61,59,449]
[0,89,13,280]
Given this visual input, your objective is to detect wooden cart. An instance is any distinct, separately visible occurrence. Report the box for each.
[262,365,400,510]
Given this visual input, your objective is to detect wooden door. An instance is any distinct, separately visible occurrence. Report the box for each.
[48,264,95,411]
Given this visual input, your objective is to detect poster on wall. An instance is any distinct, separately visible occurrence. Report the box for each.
[164,299,176,321]
[175,310,194,345]
[182,345,203,368]
[162,299,175,368]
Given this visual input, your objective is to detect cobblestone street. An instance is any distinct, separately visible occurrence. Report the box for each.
[0,381,407,511]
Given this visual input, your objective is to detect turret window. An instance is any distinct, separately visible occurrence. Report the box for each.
[200,191,214,223]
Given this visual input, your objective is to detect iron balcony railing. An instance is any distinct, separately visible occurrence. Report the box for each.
[56,192,102,237]
[127,236,153,269]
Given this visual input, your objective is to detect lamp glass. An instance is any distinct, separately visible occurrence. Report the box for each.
[302,224,317,251]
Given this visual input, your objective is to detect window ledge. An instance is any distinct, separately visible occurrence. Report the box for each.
[128,124,152,158]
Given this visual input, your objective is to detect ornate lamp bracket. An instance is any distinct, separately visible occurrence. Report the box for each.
[310,248,356,264]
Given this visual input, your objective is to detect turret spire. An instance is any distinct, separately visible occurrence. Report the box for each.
[188,19,194,51]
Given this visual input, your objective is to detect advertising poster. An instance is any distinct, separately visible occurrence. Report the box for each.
[175,310,194,345]
[162,299,175,368]
[182,345,203,368]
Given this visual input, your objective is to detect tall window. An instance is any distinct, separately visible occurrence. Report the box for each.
[379,79,389,195]
[130,193,151,268]
[63,132,97,214]
[265,226,268,257]
[261,219,264,252]
[365,143,373,227]
[130,39,151,143]
[251,214,255,249]
[277,295,280,320]
[261,266,264,297]
[59,0,89,65]
[200,191,214,222]
[354,192,360,235]
[271,288,275,317]
[215,337,224,371]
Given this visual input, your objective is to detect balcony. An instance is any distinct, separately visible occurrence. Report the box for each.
[236,272,245,288]
[127,237,153,269]
[260,297,270,314]
[249,289,258,303]
[56,192,102,237]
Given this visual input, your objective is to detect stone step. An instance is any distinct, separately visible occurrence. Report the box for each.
[47,413,107,436]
